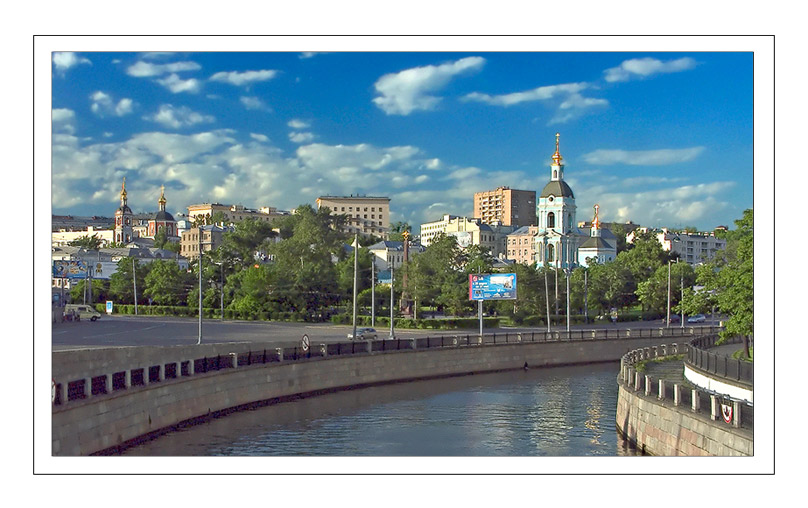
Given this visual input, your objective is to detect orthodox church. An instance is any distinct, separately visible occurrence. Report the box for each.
[114,178,178,244]
[533,133,615,269]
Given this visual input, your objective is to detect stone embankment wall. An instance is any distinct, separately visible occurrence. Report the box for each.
[615,341,753,456]
[52,327,716,456]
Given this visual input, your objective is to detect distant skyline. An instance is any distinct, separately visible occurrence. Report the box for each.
[51,50,753,230]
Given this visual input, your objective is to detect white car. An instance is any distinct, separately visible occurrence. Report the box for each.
[347,327,378,340]
[687,314,706,323]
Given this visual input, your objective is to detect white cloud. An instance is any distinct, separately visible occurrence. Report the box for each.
[126,60,201,77]
[582,147,706,165]
[240,96,270,111]
[210,69,278,86]
[250,133,269,142]
[144,104,215,129]
[289,132,315,144]
[372,56,485,115]
[90,91,134,117]
[604,57,697,83]
[288,119,310,129]
[52,108,76,134]
[464,82,608,125]
[53,52,91,73]
[156,74,202,94]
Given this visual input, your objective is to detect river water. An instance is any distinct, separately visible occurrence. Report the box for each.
[121,362,639,457]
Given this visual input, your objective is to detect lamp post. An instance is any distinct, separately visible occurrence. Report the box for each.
[133,258,138,316]
[371,257,375,328]
[666,259,671,328]
[351,233,358,343]
[389,264,395,339]
[197,226,203,345]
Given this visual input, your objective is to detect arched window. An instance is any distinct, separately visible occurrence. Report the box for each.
[553,170,558,179]
[547,244,555,263]
[547,212,555,229]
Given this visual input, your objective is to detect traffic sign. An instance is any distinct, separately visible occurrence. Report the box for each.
[301,334,310,352]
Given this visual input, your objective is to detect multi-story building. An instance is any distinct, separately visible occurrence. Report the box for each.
[180,225,232,260]
[419,214,513,257]
[474,186,536,227]
[506,225,540,265]
[316,195,390,238]
[366,240,425,272]
[186,203,289,225]
[51,226,115,247]
[627,227,727,265]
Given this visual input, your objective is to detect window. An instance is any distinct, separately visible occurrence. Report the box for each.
[547,244,555,263]
[547,212,555,229]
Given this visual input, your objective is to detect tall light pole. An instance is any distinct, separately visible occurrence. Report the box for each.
[197,226,203,345]
[352,233,358,342]
[132,258,138,316]
[666,260,672,328]
[371,257,375,328]
[544,262,551,332]
[389,264,395,339]
[680,259,684,328]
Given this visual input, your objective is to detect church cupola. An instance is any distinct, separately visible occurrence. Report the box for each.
[551,132,564,181]
[158,184,167,212]
[591,204,601,237]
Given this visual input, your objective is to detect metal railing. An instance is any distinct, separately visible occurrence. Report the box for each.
[686,335,753,387]
[53,325,720,408]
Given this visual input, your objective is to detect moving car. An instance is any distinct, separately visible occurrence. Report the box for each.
[347,327,378,340]
[687,314,706,323]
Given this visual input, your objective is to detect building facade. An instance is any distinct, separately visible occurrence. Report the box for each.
[506,225,540,265]
[419,214,512,257]
[180,225,232,260]
[627,227,727,265]
[114,178,134,244]
[577,205,616,267]
[474,186,536,227]
[147,185,178,239]
[186,203,289,225]
[316,195,390,238]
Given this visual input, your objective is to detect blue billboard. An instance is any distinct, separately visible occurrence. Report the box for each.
[52,260,89,279]
[469,273,517,301]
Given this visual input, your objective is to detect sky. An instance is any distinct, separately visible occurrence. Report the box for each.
[51,50,753,231]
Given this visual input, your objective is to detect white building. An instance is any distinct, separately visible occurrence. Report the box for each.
[534,133,582,269]
[627,227,727,265]
[577,205,617,267]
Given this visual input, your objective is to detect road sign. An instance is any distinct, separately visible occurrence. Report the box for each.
[106,301,113,314]
[469,273,517,301]
[721,402,733,424]
[301,334,310,352]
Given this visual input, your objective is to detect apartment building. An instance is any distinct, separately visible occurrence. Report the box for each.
[420,214,513,257]
[186,203,289,225]
[179,225,232,259]
[316,195,390,238]
[474,186,536,227]
[505,225,540,265]
[627,227,727,265]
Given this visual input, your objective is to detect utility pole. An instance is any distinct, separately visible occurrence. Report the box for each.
[584,268,588,324]
[220,262,224,322]
[544,265,551,332]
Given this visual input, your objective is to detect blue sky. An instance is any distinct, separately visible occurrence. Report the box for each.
[51,51,752,230]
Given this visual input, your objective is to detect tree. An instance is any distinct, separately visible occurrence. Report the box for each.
[701,209,753,355]
[637,261,695,315]
[68,234,103,250]
[143,260,194,306]
[108,257,151,305]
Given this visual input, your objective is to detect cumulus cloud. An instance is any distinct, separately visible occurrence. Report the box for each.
[210,69,278,86]
[250,133,269,142]
[240,96,270,111]
[53,52,91,73]
[90,91,134,117]
[582,147,706,165]
[289,132,315,144]
[464,82,608,125]
[288,119,310,129]
[126,60,201,77]
[52,108,76,134]
[144,104,215,129]
[372,56,485,115]
[604,57,697,83]
[156,73,202,94]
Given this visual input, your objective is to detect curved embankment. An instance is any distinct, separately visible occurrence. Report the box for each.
[52,327,716,455]
[615,338,753,456]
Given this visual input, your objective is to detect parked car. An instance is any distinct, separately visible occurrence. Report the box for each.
[687,314,706,323]
[65,304,102,321]
[347,327,378,340]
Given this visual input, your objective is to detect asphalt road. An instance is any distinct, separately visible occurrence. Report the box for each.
[51,314,722,351]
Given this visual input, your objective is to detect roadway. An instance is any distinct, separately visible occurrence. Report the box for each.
[51,314,722,351]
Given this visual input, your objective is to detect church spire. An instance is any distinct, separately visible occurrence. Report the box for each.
[120,177,128,206]
[158,184,167,211]
[550,132,564,181]
[552,132,563,166]
[591,204,601,237]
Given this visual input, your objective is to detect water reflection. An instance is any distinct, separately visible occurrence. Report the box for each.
[121,362,641,456]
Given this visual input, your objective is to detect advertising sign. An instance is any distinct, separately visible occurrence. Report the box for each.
[52,260,89,279]
[469,273,517,301]
[106,301,114,315]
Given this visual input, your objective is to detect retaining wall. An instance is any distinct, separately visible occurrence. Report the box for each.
[52,327,716,456]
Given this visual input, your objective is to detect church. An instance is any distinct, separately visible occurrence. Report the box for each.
[533,134,615,269]
[114,178,178,245]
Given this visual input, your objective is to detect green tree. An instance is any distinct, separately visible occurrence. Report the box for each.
[68,234,103,250]
[108,257,151,305]
[143,260,194,306]
[69,279,108,305]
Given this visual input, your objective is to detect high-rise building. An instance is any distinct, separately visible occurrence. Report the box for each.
[473,186,536,227]
[316,195,390,238]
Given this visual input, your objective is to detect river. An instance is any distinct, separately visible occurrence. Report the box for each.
[121,361,639,456]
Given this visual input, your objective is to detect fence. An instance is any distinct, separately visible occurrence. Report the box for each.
[686,335,754,387]
[53,325,720,409]
[619,337,753,431]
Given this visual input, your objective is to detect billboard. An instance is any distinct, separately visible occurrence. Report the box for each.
[52,260,89,279]
[469,273,517,301]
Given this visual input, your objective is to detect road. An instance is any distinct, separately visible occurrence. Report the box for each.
[51,314,722,351]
